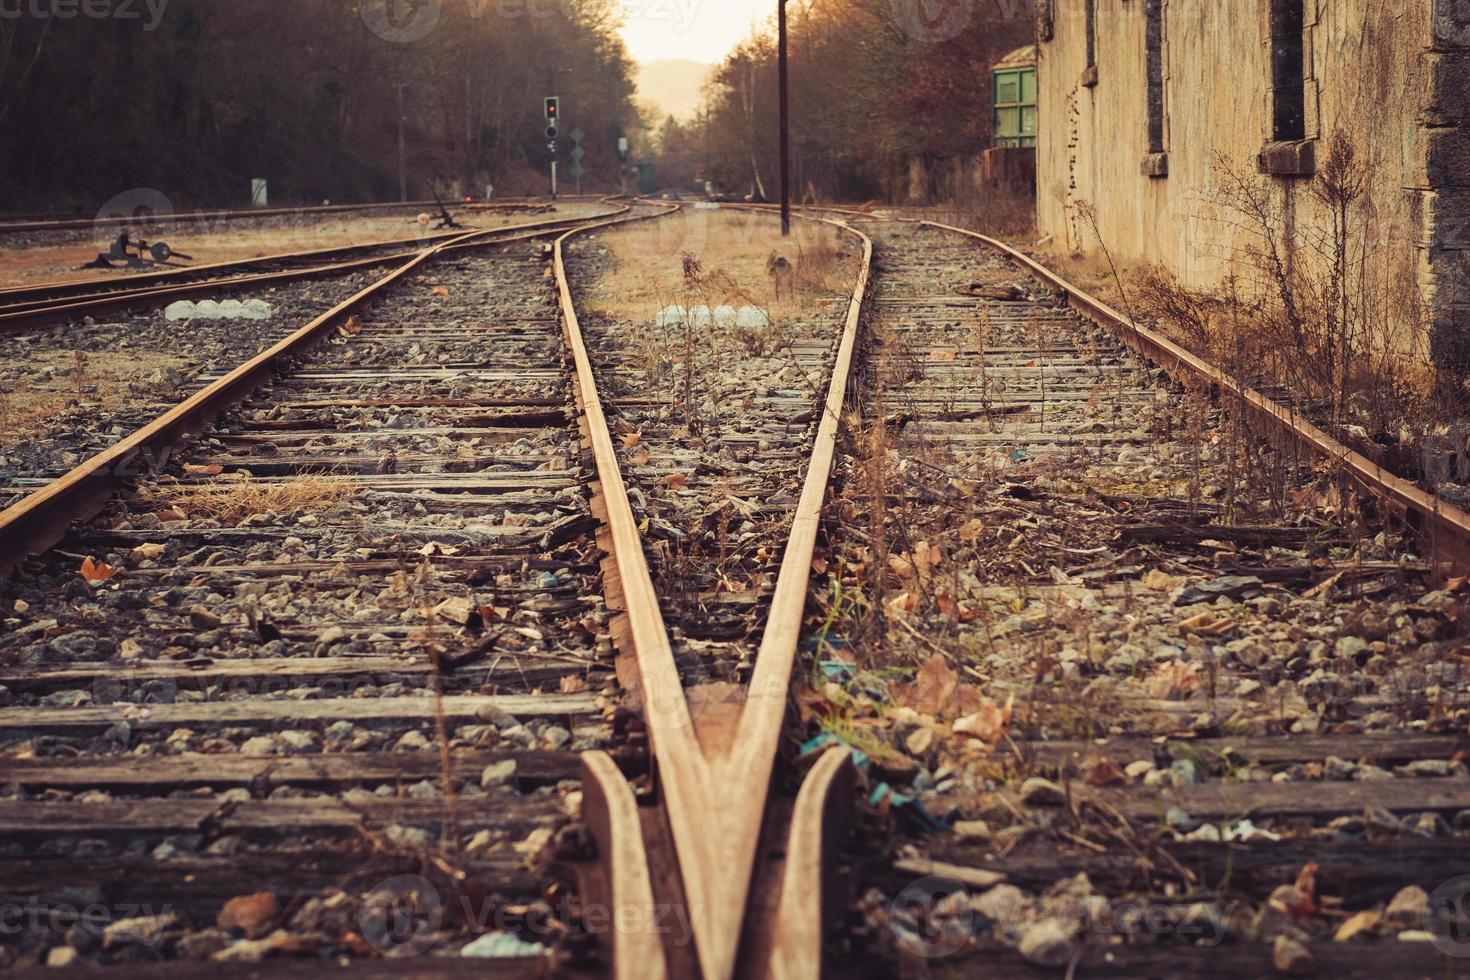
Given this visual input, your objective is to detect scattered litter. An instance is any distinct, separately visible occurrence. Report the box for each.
[870,782,947,834]
[460,932,545,959]
[1223,819,1281,842]
[800,732,869,772]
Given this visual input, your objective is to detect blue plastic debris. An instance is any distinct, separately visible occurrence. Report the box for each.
[803,632,850,653]
[800,732,869,772]
[537,571,560,589]
[818,660,856,682]
[870,782,948,835]
[1010,448,1031,463]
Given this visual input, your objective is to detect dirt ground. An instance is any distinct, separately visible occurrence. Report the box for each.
[0,202,605,288]
[579,207,858,326]
[0,349,186,440]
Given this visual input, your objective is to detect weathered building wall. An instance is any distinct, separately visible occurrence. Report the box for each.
[1036,0,1467,372]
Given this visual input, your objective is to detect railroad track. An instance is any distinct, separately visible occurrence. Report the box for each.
[812,215,1470,978]
[0,204,623,334]
[4,195,1470,979]
[0,196,592,236]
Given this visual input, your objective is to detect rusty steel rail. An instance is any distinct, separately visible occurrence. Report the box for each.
[0,205,627,333]
[768,201,1470,573]
[0,207,638,581]
[0,194,601,234]
[914,218,1470,572]
[562,205,872,979]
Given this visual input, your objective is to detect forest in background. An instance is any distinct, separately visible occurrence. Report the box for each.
[653,0,1034,202]
[0,0,639,211]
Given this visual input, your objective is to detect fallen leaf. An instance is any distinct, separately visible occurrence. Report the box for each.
[665,473,689,489]
[931,349,957,361]
[1334,909,1381,942]
[79,557,117,583]
[432,285,450,297]
[906,654,960,716]
[619,432,642,449]
[959,518,985,542]
[953,695,1015,745]
[560,675,588,694]
[1178,612,1234,636]
[131,543,166,561]
[887,590,918,614]
[217,892,279,939]
[183,464,223,476]
[1146,660,1201,699]
[1142,568,1185,591]
[337,314,364,337]
[1083,757,1127,786]
[629,451,652,467]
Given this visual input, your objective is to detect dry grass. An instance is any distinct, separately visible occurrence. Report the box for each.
[581,209,855,326]
[139,473,351,523]
[0,350,185,446]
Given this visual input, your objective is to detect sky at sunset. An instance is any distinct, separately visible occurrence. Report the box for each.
[619,0,775,63]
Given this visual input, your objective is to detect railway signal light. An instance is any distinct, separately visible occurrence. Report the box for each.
[546,125,559,140]
[545,97,559,122]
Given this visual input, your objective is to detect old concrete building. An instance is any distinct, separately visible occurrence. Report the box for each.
[1035,0,1468,378]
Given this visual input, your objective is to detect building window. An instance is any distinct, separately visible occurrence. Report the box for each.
[1082,0,1099,86]
[1270,0,1306,141]
[993,65,1038,148]
[1145,0,1165,152]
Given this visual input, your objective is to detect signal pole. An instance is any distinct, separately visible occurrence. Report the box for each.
[778,0,791,236]
[545,96,561,201]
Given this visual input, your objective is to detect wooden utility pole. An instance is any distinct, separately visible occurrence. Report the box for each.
[779,0,791,236]
[397,82,408,203]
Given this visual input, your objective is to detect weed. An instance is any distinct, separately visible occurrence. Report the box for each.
[140,473,351,523]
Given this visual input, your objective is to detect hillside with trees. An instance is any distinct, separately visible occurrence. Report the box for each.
[0,0,640,210]
[652,0,1033,202]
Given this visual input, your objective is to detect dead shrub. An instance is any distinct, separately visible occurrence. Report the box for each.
[140,473,351,523]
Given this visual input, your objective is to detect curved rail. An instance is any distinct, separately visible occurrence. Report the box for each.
[774,202,1470,574]
[0,207,639,580]
[0,204,628,333]
[915,218,1470,572]
[560,204,872,978]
